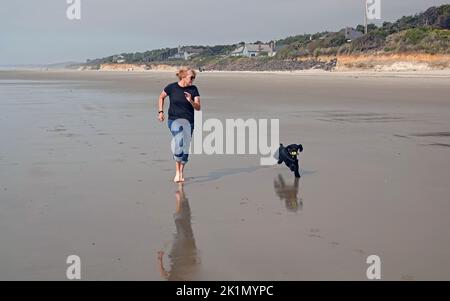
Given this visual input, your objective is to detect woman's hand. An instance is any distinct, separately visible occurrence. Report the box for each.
[185,92,201,110]
[184,92,193,103]
[158,111,165,122]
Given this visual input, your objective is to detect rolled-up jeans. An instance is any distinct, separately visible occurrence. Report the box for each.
[168,118,194,164]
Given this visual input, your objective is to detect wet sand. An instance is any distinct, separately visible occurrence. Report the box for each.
[1,70,449,280]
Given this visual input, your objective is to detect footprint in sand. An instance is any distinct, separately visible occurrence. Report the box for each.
[308,234,324,239]
[401,274,415,281]
[63,133,77,137]
[353,249,366,255]
[305,230,368,258]
[308,228,324,239]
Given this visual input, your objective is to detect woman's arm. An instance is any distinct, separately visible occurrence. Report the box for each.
[184,92,201,111]
[158,91,167,121]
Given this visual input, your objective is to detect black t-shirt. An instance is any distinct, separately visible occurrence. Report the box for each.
[164,82,200,124]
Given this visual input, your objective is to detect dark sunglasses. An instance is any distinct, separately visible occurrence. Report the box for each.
[188,76,195,80]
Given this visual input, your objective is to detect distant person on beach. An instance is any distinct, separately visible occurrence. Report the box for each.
[158,67,201,182]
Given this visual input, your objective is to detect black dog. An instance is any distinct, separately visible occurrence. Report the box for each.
[277,143,303,178]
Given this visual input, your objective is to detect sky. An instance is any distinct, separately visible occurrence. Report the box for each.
[0,0,448,65]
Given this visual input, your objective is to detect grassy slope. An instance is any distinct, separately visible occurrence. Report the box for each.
[80,5,450,71]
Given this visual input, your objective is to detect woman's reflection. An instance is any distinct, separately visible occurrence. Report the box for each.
[157,182,200,280]
[273,174,302,212]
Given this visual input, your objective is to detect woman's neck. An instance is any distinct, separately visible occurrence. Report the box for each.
[178,80,188,87]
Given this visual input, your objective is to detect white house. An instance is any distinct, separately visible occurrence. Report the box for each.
[169,45,202,60]
[230,43,275,57]
[113,55,126,64]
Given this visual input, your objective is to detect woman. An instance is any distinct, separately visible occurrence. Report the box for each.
[158,67,201,183]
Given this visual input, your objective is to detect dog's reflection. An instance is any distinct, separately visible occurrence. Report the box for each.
[157,183,200,280]
[273,174,302,212]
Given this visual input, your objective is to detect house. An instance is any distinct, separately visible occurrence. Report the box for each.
[168,45,202,60]
[230,42,275,57]
[112,54,126,64]
[182,47,203,60]
[169,46,185,60]
[345,27,363,41]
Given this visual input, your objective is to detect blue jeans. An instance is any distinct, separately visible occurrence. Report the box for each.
[168,119,194,164]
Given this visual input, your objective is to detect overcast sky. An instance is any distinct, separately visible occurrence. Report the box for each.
[0,0,448,65]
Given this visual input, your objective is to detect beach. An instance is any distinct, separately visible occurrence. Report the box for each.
[1,70,449,280]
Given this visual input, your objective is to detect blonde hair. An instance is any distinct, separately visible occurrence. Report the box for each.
[176,67,196,80]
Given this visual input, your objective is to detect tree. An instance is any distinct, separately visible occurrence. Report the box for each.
[356,25,365,33]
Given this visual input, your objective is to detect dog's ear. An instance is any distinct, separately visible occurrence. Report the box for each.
[279,143,284,147]
[298,144,303,152]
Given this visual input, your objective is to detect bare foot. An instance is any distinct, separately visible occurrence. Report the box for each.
[173,174,180,183]
[179,175,185,182]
